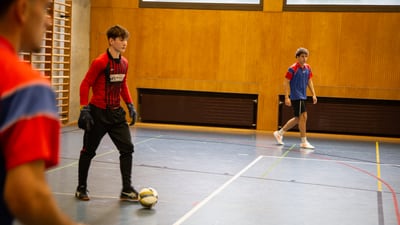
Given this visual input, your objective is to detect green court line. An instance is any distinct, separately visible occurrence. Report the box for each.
[261,144,296,178]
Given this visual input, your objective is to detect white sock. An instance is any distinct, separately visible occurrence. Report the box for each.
[278,129,285,136]
[301,137,307,143]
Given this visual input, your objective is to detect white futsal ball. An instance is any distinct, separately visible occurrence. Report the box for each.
[138,187,158,209]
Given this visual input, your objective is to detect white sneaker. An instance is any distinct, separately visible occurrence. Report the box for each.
[300,141,315,149]
[273,131,284,145]
[300,148,315,154]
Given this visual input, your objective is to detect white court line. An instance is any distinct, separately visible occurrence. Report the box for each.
[261,155,400,167]
[172,155,264,225]
[53,192,119,199]
[46,149,116,173]
[53,192,115,198]
[47,135,163,173]
[173,154,399,225]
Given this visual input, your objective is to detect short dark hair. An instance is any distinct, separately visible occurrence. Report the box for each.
[106,25,129,40]
[0,0,15,17]
[295,47,309,58]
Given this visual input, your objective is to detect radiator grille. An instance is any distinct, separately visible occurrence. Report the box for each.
[139,89,258,128]
[278,95,400,137]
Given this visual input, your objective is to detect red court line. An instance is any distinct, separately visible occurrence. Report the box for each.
[313,154,400,225]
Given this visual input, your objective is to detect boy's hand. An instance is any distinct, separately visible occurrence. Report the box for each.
[78,106,94,131]
[285,97,291,107]
[312,96,317,104]
[127,103,136,126]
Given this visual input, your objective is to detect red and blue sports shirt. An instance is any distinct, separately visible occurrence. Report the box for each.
[0,36,60,225]
[285,62,313,100]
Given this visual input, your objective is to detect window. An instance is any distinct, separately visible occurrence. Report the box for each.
[284,0,400,11]
[286,0,400,5]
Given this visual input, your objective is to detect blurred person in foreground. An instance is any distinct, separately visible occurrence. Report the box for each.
[0,0,85,224]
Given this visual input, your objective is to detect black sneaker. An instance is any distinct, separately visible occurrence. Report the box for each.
[120,187,139,202]
[75,185,90,201]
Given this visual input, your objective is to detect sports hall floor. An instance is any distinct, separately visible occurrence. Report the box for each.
[15,123,400,225]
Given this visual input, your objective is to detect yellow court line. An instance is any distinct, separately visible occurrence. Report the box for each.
[376,141,382,192]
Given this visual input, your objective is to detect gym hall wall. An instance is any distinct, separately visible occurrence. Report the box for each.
[78,0,400,132]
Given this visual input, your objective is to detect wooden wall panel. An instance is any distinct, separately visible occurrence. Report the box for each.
[306,13,342,88]
[339,13,376,88]
[217,12,249,82]
[90,1,400,131]
[91,0,137,8]
[134,10,222,81]
[371,14,400,89]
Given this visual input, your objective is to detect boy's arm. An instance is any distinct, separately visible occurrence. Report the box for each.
[120,61,132,104]
[5,161,82,225]
[80,60,101,106]
[308,78,317,104]
[121,81,133,104]
[283,78,291,106]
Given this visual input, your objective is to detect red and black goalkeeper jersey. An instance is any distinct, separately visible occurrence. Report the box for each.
[80,50,133,109]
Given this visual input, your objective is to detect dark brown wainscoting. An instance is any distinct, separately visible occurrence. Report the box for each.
[278,95,400,137]
[138,89,258,129]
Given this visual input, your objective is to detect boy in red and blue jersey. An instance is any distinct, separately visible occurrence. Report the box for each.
[273,47,317,149]
[0,0,83,224]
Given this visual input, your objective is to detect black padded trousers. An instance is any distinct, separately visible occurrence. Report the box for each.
[78,104,134,191]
